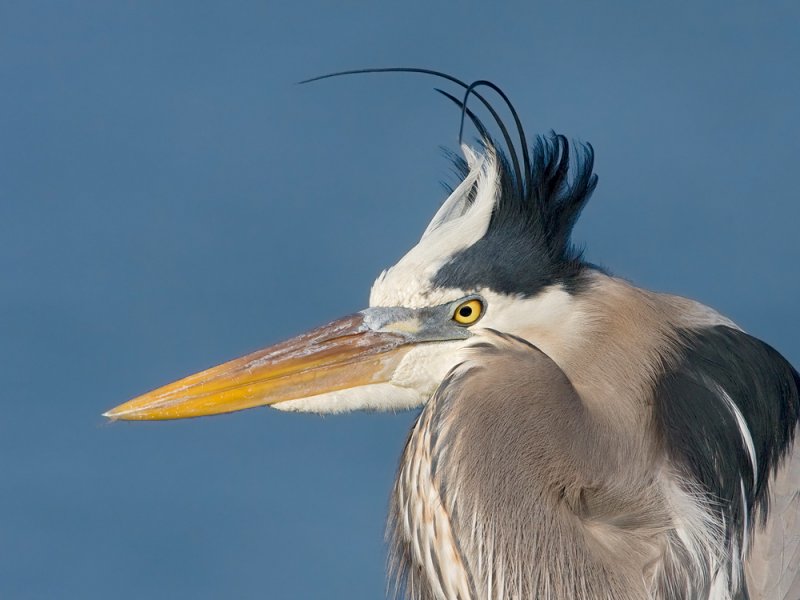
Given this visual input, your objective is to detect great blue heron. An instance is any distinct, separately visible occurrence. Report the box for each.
[105,70,800,600]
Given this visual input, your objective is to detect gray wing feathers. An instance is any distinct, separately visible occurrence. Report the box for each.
[746,436,800,600]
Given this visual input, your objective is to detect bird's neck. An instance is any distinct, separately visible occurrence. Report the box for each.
[526,273,731,445]
[387,342,663,600]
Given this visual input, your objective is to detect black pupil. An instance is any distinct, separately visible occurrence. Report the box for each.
[459,306,473,318]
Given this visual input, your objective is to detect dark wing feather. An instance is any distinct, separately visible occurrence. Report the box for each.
[654,325,800,596]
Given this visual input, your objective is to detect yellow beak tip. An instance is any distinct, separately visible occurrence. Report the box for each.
[103,403,145,421]
[102,408,127,421]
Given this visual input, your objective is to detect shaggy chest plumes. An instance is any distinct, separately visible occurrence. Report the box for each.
[391,383,475,600]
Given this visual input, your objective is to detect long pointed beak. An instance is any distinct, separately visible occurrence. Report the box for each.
[104,314,413,421]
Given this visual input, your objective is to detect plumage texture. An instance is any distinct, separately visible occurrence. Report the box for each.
[745,447,800,599]
[385,130,800,598]
[655,326,800,581]
[389,331,735,599]
[388,308,800,599]
[434,134,597,297]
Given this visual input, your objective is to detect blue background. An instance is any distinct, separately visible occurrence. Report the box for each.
[2,2,798,598]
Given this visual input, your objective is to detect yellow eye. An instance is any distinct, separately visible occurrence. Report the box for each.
[453,298,484,326]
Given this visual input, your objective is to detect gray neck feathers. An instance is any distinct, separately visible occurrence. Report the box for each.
[388,283,737,599]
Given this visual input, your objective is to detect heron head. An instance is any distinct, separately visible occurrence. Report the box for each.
[105,133,597,420]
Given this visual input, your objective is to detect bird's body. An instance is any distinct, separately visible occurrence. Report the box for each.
[106,72,800,600]
[390,274,800,599]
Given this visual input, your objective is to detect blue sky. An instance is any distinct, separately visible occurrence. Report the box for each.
[1,2,798,598]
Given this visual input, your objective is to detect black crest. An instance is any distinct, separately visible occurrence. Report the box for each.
[301,68,599,296]
[434,132,597,297]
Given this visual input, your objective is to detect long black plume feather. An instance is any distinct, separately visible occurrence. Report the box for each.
[299,67,528,197]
